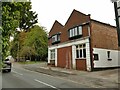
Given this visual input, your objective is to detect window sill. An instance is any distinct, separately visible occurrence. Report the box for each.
[108,58,112,61]
[94,60,99,61]
[52,41,60,45]
[76,58,86,60]
[69,35,82,40]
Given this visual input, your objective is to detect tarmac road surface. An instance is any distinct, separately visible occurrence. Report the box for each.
[2,64,90,89]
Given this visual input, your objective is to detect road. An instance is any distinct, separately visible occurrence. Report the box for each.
[2,64,90,89]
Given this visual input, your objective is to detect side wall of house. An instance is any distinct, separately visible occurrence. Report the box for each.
[91,21,119,68]
[93,48,120,68]
[91,21,118,50]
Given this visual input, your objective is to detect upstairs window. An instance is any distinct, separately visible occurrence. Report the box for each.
[52,34,60,44]
[69,26,82,38]
[76,44,86,59]
[78,26,82,35]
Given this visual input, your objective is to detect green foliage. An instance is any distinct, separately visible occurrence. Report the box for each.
[10,25,48,61]
[10,31,26,58]
[18,2,38,30]
[23,25,48,60]
[20,46,36,57]
[2,2,38,60]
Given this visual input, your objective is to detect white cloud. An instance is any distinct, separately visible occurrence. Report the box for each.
[31,0,116,32]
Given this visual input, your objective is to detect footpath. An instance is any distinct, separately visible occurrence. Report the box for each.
[14,62,119,88]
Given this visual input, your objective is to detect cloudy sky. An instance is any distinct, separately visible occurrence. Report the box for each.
[31,0,116,32]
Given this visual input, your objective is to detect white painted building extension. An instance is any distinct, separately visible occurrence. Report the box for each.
[93,48,120,68]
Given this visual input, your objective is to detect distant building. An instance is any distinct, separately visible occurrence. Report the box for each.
[48,9,120,71]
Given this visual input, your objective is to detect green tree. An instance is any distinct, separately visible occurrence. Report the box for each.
[2,2,38,60]
[22,25,48,61]
[10,31,27,59]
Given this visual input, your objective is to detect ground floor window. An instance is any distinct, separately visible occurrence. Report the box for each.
[50,49,55,60]
[107,51,112,61]
[93,54,99,60]
[76,44,86,59]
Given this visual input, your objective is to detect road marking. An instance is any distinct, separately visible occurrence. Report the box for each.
[34,79,60,90]
[23,68,83,85]
[12,70,23,76]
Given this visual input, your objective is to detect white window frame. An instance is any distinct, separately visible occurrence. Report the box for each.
[69,26,82,38]
[72,28,75,37]
[52,34,60,43]
[78,26,82,35]
[50,49,55,60]
[70,29,72,37]
[76,44,86,59]
[75,27,78,36]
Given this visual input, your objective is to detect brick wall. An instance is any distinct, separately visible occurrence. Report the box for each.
[48,20,63,46]
[48,10,90,46]
[76,59,87,71]
[91,20,118,50]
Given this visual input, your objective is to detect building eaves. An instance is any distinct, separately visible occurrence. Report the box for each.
[91,19,116,28]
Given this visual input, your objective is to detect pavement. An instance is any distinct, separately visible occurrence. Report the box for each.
[13,62,119,88]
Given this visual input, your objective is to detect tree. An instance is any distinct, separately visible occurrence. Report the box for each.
[20,46,36,61]
[10,31,27,59]
[2,2,38,60]
[10,25,48,61]
[18,2,38,30]
[22,25,48,61]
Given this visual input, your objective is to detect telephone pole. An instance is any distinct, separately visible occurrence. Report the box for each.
[111,0,120,47]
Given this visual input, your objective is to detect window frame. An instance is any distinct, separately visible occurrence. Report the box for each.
[107,51,112,61]
[78,26,82,35]
[51,33,60,44]
[76,44,86,59]
[93,54,99,61]
[50,49,55,60]
[68,25,82,38]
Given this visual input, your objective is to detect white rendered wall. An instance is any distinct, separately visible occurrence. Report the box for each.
[93,48,120,68]
[48,49,50,63]
[86,41,91,71]
[55,49,57,66]
[72,45,76,69]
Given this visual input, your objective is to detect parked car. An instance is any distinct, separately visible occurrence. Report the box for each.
[2,59,12,72]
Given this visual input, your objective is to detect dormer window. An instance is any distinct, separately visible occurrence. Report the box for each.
[69,26,82,39]
[52,33,60,44]
[78,26,82,35]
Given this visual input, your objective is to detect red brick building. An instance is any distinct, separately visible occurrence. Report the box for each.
[48,9,119,71]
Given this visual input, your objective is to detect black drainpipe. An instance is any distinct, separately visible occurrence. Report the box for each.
[114,2,120,46]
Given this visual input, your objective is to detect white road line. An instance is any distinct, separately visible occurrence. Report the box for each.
[12,70,23,76]
[23,68,82,85]
[34,79,60,90]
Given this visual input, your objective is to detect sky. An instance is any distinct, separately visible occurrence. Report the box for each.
[31,0,116,32]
